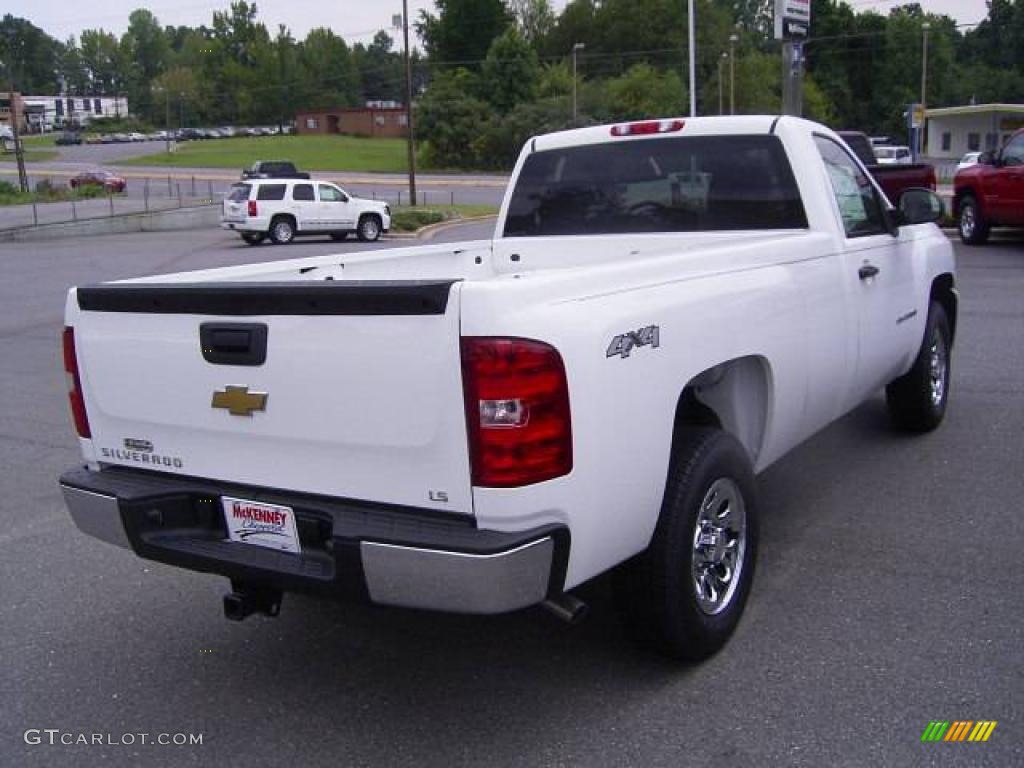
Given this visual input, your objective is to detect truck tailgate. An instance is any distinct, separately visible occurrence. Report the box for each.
[69,280,473,514]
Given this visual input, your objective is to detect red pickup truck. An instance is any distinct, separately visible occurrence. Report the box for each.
[837,131,937,203]
[953,128,1024,244]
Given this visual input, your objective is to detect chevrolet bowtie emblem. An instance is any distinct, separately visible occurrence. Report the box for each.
[211,386,268,416]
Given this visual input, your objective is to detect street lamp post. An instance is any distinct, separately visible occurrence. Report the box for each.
[572,43,585,124]
[729,33,738,115]
[718,53,727,115]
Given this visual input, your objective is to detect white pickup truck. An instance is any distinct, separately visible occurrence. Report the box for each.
[60,116,956,660]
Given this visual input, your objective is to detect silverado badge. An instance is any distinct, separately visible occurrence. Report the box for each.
[211,386,268,416]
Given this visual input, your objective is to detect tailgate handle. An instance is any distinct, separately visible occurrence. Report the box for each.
[200,323,268,366]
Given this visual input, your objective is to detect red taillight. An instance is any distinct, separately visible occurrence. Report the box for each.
[461,338,572,488]
[247,200,257,217]
[611,119,685,137]
[62,327,91,438]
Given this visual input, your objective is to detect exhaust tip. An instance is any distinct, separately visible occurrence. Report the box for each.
[542,593,588,625]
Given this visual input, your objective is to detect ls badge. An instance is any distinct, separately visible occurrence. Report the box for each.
[211,386,268,416]
[607,325,660,359]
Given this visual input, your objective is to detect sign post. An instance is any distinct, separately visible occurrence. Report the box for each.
[775,0,811,117]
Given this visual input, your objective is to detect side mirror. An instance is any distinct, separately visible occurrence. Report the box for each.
[978,151,996,165]
[896,188,945,226]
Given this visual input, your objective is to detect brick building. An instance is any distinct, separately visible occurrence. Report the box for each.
[295,105,409,139]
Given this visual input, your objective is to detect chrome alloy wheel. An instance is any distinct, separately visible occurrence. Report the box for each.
[272,220,294,243]
[691,477,747,615]
[360,217,380,241]
[928,328,949,408]
[960,204,976,239]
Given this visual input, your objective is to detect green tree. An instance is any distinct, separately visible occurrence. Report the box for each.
[509,0,557,44]
[416,68,496,167]
[481,27,540,113]
[604,62,685,120]
[416,0,513,65]
[0,15,62,92]
[80,29,122,94]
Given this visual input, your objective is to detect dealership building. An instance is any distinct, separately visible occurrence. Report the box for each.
[0,92,129,133]
[925,103,1024,159]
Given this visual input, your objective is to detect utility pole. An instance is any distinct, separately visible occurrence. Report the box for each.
[399,1,417,207]
[687,0,697,117]
[8,84,28,193]
[572,43,585,124]
[729,33,738,115]
[781,41,803,116]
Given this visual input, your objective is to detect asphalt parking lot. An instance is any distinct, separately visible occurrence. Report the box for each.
[1,226,1021,767]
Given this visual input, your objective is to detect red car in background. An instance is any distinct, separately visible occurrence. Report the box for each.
[69,170,127,193]
[953,128,1024,244]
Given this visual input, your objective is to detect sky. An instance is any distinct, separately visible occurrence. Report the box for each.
[4,1,993,44]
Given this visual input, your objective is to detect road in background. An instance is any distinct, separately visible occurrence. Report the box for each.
[1,226,1021,767]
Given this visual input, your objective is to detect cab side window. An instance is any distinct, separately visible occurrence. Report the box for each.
[814,135,887,238]
[1001,135,1024,167]
[292,184,314,201]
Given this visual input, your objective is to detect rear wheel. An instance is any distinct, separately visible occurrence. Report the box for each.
[958,195,990,245]
[269,216,295,245]
[615,427,759,661]
[886,301,951,432]
[357,215,382,242]
[241,233,265,246]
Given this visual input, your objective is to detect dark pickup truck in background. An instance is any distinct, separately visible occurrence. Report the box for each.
[952,128,1024,244]
[240,161,311,180]
[838,131,937,202]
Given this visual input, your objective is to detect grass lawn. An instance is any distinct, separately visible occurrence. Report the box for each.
[121,135,409,173]
[0,134,60,163]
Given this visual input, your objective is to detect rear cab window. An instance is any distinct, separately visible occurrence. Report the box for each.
[256,184,287,201]
[503,134,807,237]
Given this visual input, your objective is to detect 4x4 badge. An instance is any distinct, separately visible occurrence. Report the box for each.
[211,386,268,416]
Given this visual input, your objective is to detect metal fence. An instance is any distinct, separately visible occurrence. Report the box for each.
[0,173,485,232]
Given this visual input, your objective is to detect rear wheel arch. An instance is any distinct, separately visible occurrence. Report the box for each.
[671,356,773,469]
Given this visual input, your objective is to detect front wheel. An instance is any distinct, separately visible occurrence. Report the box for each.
[886,301,952,432]
[357,215,382,242]
[615,427,759,661]
[958,195,990,245]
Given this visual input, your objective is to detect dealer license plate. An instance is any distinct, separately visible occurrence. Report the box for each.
[222,496,302,554]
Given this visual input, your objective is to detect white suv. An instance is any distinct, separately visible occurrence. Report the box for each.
[221,179,392,245]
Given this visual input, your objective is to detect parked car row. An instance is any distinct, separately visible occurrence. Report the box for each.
[67,125,293,146]
[177,126,292,141]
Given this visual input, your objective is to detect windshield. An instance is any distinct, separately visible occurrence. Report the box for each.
[503,134,807,237]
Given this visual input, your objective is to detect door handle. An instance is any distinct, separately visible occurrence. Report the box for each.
[858,264,880,280]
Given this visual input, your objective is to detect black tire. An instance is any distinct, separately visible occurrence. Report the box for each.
[614,427,759,661]
[886,301,952,432]
[958,195,990,245]
[357,214,382,242]
[241,232,265,246]
[330,232,348,242]
[269,216,295,245]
